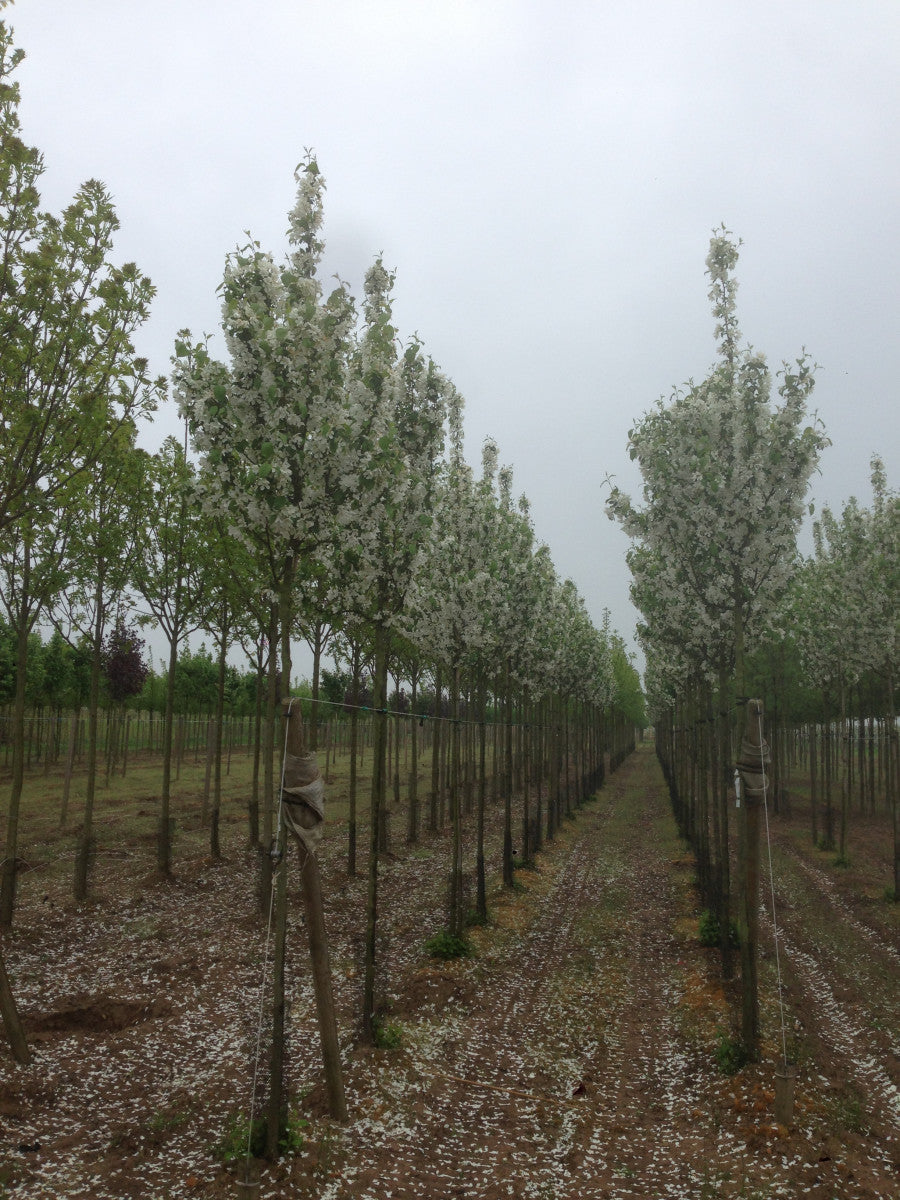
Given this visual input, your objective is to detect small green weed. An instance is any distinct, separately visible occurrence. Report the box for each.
[212,1108,306,1163]
[826,1086,866,1133]
[147,1106,190,1134]
[881,886,896,903]
[372,1016,402,1049]
[698,909,719,947]
[465,907,489,928]
[714,1033,747,1076]
[832,854,851,869]
[698,909,738,948]
[424,930,472,960]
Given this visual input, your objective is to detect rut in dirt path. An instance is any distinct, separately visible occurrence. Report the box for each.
[761,835,900,1135]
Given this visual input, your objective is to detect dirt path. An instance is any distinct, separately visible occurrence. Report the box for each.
[281,747,900,1199]
[3,745,899,1198]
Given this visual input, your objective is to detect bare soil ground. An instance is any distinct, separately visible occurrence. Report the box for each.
[1,743,899,1198]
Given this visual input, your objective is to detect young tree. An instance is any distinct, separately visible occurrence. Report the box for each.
[607,228,828,1056]
[175,155,356,1131]
[0,13,158,924]
[0,18,159,539]
[131,438,210,879]
[339,259,450,1041]
[0,496,76,924]
[404,389,491,935]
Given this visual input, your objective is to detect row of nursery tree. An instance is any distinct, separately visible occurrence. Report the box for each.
[608,229,899,1063]
[0,12,644,939]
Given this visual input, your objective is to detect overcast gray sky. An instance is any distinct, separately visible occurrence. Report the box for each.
[10,0,900,674]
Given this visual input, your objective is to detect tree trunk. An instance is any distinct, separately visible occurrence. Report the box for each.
[75,582,106,902]
[406,669,420,845]
[1,548,34,928]
[259,603,279,912]
[0,944,30,1063]
[309,623,323,752]
[448,664,464,937]
[59,711,78,827]
[266,555,297,1158]
[502,656,514,887]
[248,645,263,846]
[348,649,360,877]
[429,666,442,833]
[210,610,228,859]
[363,622,389,1042]
[476,674,488,922]
[157,617,180,880]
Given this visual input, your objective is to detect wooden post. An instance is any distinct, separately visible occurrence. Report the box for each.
[60,711,78,827]
[279,700,347,1122]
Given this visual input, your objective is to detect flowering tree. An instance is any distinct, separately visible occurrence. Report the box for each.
[791,459,899,884]
[488,464,538,883]
[403,389,492,934]
[326,255,450,1037]
[174,155,356,703]
[607,228,828,1056]
[175,155,358,1134]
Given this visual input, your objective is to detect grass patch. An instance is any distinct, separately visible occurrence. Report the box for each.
[424,930,472,960]
[372,1016,403,1049]
[825,1085,867,1134]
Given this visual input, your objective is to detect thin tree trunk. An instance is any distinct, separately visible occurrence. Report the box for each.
[476,673,488,922]
[0,945,30,1063]
[158,618,180,880]
[248,648,263,845]
[59,712,78,827]
[1,543,35,927]
[75,584,106,902]
[348,651,360,877]
[210,612,228,859]
[429,667,442,833]
[502,656,514,887]
[267,555,297,1159]
[363,622,390,1042]
[406,670,420,844]
[449,664,463,937]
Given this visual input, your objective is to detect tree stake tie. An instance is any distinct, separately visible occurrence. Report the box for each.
[242,698,295,1186]
[758,708,793,1121]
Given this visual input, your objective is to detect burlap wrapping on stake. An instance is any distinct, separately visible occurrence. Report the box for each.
[736,700,770,799]
[281,751,325,854]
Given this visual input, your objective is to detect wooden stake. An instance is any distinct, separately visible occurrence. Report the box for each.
[281,700,347,1122]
